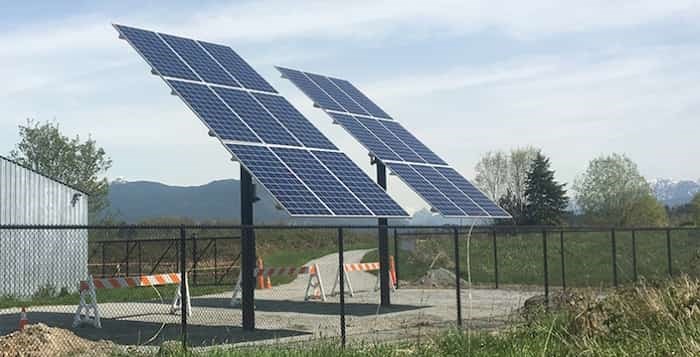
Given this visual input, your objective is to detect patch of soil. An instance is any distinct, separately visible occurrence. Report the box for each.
[0,323,115,357]
[407,268,469,289]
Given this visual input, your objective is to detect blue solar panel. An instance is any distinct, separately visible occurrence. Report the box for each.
[160,33,239,87]
[312,151,407,217]
[387,163,464,216]
[412,165,488,217]
[305,72,370,116]
[327,77,392,119]
[199,42,276,93]
[380,121,447,165]
[277,67,345,112]
[167,80,259,142]
[213,87,300,146]
[115,25,199,81]
[272,148,371,216]
[435,167,511,217]
[227,144,330,215]
[253,93,337,150]
[355,117,425,163]
[328,113,402,161]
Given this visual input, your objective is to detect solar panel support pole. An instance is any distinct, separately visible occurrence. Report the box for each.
[240,167,256,331]
[376,161,391,307]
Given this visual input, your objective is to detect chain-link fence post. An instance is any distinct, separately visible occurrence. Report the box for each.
[611,228,618,288]
[542,229,549,305]
[338,227,346,347]
[453,227,462,328]
[179,226,188,350]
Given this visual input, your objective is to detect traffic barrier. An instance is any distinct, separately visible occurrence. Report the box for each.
[19,307,28,331]
[73,273,190,328]
[331,258,397,297]
[231,264,325,306]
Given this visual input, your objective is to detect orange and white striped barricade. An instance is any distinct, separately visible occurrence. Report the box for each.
[331,262,396,297]
[230,264,326,306]
[73,273,191,328]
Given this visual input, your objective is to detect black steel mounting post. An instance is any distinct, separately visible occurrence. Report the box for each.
[241,167,256,331]
[542,230,549,304]
[376,161,391,307]
[179,226,188,350]
[631,230,638,281]
[611,228,618,288]
[666,228,672,277]
[560,230,566,290]
[338,228,346,347]
[453,227,463,327]
[492,228,499,289]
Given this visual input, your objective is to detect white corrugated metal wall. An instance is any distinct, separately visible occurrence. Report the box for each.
[0,156,88,296]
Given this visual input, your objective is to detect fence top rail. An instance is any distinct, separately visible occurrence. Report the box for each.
[90,236,241,244]
[0,224,696,232]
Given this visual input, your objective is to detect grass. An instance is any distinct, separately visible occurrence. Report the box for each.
[125,276,700,356]
[368,229,700,288]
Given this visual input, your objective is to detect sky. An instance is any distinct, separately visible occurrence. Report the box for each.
[2,1,699,214]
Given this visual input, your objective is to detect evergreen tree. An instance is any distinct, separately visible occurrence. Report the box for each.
[524,152,568,225]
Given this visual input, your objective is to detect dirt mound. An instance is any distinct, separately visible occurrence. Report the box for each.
[0,323,114,357]
[411,268,468,289]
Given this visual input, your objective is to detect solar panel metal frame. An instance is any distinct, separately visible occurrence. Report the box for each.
[114,24,408,218]
[278,66,511,219]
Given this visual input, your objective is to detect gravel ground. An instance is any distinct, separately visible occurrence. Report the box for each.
[0,249,539,348]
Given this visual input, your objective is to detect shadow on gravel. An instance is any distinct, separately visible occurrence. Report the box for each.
[192,297,429,316]
[0,311,308,346]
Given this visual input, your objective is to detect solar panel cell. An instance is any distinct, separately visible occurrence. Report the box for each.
[200,42,277,93]
[277,67,345,112]
[115,25,199,81]
[312,151,407,217]
[436,167,511,217]
[387,163,465,216]
[412,165,488,216]
[380,121,447,165]
[167,80,259,142]
[160,33,239,87]
[273,147,371,216]
[355,117,425,163]
[253,93,337,150]
[305,73,370,116]
[213,87,300,146]
[227,144,330,215]
[328,77,392,119]
[328,113,402,161]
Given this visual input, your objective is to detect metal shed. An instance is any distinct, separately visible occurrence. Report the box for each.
[0,155,89,296]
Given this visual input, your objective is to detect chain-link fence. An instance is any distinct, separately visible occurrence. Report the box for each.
[1,225,699,352]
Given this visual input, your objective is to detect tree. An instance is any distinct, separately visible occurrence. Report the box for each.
[474,147,539,203]
[10,120,112,221]
[692,193,700,225]
[524,152,569,225]
[573,154,667,226]
[498,189,525,224]
[474,151,508,201]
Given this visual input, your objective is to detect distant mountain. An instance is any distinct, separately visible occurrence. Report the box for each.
[107,179,287,224]
[107,179,503,226]
[651,178,700,207]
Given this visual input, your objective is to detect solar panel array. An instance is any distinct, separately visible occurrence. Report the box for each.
[114,24,407,218]
[278,67,510,218]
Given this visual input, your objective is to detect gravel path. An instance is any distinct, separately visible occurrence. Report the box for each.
[0,249,539,348]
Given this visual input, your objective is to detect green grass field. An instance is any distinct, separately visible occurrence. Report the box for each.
[364,228,700,288]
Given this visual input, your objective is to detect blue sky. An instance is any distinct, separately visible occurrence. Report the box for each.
[2,1,699,213]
